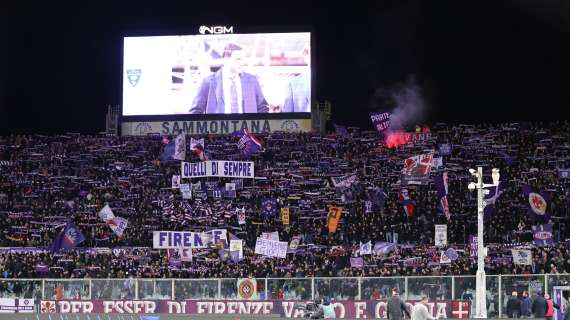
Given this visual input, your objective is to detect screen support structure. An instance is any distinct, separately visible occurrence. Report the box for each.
[312,101,331,134]
[106,105,120,136]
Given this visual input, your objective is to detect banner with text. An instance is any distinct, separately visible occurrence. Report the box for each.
[254,238,288,258]
[39,300,471,318]
[181,161,255,179]
[153,230,227,249]
[122,119,312,136]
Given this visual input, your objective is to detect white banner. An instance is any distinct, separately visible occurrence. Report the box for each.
[174,134,186,160]
[511,249,532,265]
[237,208,246,225]
[0,299,34,313]
[180,184,192,199]
[178,247,193,262]
[171,175,180,188]
[122,119,312,136]
[435,225,447,247]
[261,232,279,241]
[190,138,204,150]
[230,240,243,259]
[254,238,288,258]
[153,230,227,249]
[181,161,254,179]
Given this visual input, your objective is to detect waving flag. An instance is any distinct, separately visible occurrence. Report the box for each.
[482,173,508,222]
[369,112,390,134]
[334,124,351,138]
[373,242,396,255]
[532,224,554,246]
[350,257,364,268]
[327,207,343,233]
[160,140,176,161]
[371,187,387,211]
[399,189,416,218]
[522,185,551,222]
[190,138,208,161]
[174,133,186,160]
[98,205,129,237]
[435,172,451,220]
[236,129,262,158]
[261,198,278,216]
[401,153,434,185]
[360,241,372,255]
[236,207,246,225]
[445,248,459,261]
[50,223,85,253]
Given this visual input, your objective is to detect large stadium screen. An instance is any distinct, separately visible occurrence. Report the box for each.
[122,32,311,116]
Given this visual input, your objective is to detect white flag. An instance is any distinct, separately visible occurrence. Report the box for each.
[360,241,372,255]
[511,249,532,265]
[237,208,246,225]
[171,175,180,189]
[180,183,192,199]
[98,204,115,221]
[108,217,128,237]
[174,134,186,160]
[178,247,193,262]
[440,251,451,264]
[435,225,448,247]
[99,205,128,237]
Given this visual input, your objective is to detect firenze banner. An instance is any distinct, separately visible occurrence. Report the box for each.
[153,230,227,249]
[40,300,471,318]
[181,160,254,179]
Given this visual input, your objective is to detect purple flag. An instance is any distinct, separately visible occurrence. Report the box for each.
[373,242,396,255]
[350,257,364,268]
[435,172,451,220]
[532,224,554,246]
[369,112,390,134]
[522,185,551,222]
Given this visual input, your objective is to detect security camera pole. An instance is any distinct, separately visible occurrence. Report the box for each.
[468,167,500,319]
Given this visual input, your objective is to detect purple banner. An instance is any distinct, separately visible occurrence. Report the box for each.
[532,224,554,246]
[40,300,471,318]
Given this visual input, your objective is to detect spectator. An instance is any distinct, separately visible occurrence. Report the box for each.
[531,291,548,318]
[412,296,437,320]
[506,291,521,318]
[387,287,410,320]
[521,291,532,317]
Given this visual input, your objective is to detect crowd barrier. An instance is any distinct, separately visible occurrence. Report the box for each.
[0,274,567,318]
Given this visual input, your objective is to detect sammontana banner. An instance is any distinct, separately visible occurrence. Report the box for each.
[181,161,254,179]
[121,119,312,136]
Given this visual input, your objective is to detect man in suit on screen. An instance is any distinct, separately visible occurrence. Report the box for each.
[189,43,269,114]
[282,44,311,113]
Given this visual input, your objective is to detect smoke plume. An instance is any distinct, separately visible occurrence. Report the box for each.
[386,76,426,130]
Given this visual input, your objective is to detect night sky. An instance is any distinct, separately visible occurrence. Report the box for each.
[2,0,570,135]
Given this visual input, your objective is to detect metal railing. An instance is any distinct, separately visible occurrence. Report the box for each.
[1,274,568,317]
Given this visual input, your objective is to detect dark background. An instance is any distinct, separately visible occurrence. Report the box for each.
[2,0,570,134]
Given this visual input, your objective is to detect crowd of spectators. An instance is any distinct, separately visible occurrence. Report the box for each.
[0,121,568,282]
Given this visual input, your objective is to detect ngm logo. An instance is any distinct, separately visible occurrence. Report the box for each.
[199,25,234,34]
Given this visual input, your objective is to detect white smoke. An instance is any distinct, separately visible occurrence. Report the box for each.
[372,76,427,130]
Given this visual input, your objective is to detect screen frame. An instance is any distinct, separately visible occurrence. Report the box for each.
[120,25,315,123]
